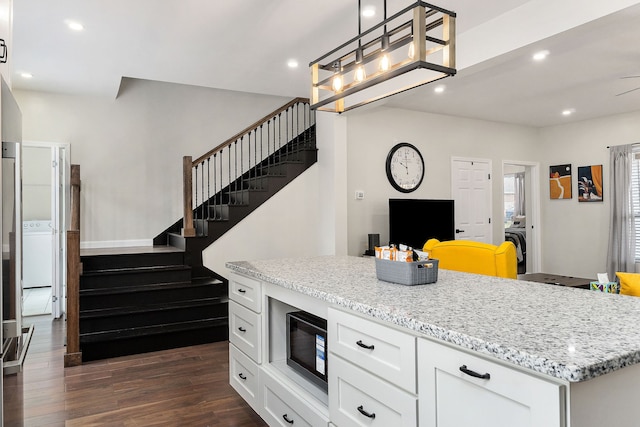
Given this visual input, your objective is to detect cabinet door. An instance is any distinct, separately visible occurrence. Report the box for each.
[330,355,417,427]
[328,308,416,392]
[229,300,262,363]
[418,339,565,427]
[229,272,262,312]
[229,343,260,411]
[261,370,330,427]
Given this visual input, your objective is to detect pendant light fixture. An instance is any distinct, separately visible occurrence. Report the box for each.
[353,0,366,83]
[310,1,457,113]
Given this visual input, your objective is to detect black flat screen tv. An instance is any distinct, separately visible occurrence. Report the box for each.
[389,199,455,250]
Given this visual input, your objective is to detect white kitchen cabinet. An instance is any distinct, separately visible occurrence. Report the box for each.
[229,300,262,363]
[418,338,565,427]
[229,272,262,313]
[261,366,330,427]
[229,343,260,410]
[328,308,416,392]
[329,355,417,427]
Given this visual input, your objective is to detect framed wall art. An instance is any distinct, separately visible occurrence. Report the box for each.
[577,165,603,202]
[549,164,572,199]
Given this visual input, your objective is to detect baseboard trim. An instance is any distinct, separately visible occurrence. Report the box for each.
[80,239,153,249]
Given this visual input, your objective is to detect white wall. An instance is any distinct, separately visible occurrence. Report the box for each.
[538,110,640,278]
[14,79,290,245]
[202,112,347,276]
[344,107,540,255]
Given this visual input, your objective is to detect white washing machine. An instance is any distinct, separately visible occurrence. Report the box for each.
[22,220,53,289]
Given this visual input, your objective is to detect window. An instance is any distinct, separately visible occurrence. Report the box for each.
[632,149,640,261]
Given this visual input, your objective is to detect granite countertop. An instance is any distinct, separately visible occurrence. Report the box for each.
[226,255,640,382]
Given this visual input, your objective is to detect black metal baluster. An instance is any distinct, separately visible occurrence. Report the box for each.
[278,112,282,152]
[228,145,232,208]
[194,164,199,233]
[286,108,290,159]
[234,139,239,205]
[260,124,264,179]
[212,153,217,219]
[238,137,242,203]
[266,120,270,173]
[219,150,223,215]
[252,130,258,189]
[200,161,205,224]
[206,157,210,220]
[247,131,252,184]
[292,104,297,160]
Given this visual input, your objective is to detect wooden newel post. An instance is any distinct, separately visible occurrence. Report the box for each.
[70,165,81,231]
[64,230,81,367]
[182,156,196,237]
[65,164,82,367]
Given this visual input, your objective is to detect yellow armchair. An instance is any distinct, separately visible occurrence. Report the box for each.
[423,239,518,279]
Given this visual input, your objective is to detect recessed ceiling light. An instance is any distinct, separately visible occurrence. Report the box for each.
[562,108,575,116]
[434,85,446,94]
[287,59,299,69]
[532,50,549,61]
[362,6,376,18]
[65,20,84,31]
[20,72,33,79]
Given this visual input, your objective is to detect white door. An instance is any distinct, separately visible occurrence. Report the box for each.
[451,158,492,243]
[50,145,68,319]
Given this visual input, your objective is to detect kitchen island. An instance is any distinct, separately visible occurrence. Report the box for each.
[227,255,640,427]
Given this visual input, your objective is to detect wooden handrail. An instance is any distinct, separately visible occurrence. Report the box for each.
[192,97,309,166]
[65,164,82,367]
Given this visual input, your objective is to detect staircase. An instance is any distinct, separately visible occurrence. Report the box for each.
[73,98,316,362]
[78,248,228,361]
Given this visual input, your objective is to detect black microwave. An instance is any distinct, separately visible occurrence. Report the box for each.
[286,311,328,391]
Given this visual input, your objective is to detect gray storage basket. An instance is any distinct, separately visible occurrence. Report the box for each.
[375,258,439,285]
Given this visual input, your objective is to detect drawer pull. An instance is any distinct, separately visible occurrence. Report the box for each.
[238,373,247,380]
[357,405,376,419]
[238,288,246,293]
[356,340,375,350]
[459,364,491,380]
[282,414,294,424]
[238,327,247,332]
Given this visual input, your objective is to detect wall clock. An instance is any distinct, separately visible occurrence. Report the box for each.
[385,142,425,193]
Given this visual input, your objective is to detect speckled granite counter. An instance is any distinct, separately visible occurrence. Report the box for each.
[227,255,640,383]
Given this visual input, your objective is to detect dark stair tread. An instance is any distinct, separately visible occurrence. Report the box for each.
[79,279,224,296]
[79,318,228,343]
[81,264,190,276]
[79,297,226,319]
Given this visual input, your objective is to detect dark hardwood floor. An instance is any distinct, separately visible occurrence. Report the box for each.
[3,315,266,426]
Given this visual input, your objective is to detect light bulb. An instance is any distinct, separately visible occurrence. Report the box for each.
[332,74,344,92]
[354,66,366,83]
[408,42,415,60]
[379,54,390,72]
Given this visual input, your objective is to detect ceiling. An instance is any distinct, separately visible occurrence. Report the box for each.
[11,0,640,128]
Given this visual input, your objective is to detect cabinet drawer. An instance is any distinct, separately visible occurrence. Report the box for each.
[261,370,329,427]
[229,272,262,312]
[418,338,565,427]
[229,300,262,363]
[328,308,416,392]
[329,355,417,427]
[229,343,260,411]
